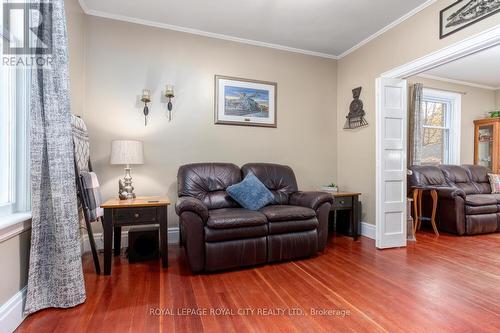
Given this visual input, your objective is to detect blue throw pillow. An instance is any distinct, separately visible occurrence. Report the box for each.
[227,172,274,211]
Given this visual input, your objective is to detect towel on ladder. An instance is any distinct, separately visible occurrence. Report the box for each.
[80,171,104,221]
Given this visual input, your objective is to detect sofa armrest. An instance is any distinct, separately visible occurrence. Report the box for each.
[435,187,466,200]
[175,196,209,222]
[289,191,334,211]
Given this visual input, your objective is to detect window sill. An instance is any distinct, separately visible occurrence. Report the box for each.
[0,212,32,243]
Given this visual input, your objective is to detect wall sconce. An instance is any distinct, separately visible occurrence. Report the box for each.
[140,89,151,126]
[165,85,174,121]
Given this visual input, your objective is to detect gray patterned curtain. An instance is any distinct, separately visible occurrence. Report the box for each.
[408,83,424,167]
[25,0,86,314]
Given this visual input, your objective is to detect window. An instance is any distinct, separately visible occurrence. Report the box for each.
[0,3,30,222]
[421,88,461,165]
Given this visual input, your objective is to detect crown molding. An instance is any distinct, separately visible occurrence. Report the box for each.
[77,0,338,60]
[417,73,499,91]
[78,0,437,61]
[338,0,438,59]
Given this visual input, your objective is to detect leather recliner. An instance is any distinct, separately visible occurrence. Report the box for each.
[175,163,333,273]
[408,164,500,235]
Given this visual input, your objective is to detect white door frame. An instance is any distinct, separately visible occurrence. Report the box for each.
[375,24,500,248]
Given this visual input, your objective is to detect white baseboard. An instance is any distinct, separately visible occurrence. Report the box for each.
[0,287,27,333]
[82,227,180,253]
[360,222,376,240]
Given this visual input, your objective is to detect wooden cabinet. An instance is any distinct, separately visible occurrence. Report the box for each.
[474,118,500,173]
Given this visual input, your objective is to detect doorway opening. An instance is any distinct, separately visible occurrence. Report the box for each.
[375,25,500,249]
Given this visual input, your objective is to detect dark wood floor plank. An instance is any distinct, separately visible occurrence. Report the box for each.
[17,230,500,333]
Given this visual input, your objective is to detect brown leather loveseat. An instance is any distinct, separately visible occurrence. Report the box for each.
[175,163,333,273]
[408,164,500,235]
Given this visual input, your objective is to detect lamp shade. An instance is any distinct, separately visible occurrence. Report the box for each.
[110,140,144,165]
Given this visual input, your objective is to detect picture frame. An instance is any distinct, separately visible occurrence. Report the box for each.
[214,75,277,128]
[440,0,500,39]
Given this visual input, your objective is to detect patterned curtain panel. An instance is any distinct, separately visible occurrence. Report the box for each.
[25,0,86,314]
[408,83,424,167]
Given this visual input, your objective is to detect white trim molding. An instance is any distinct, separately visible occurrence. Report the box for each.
[79,0,438,60]
[338,0,437,58]
[78,0,338,60]
[0,213,31,243]
[417,73,499,91]
[382,24,500,79]
[81,227,180,254]
[360,222,376,240]
[0,287,27,333]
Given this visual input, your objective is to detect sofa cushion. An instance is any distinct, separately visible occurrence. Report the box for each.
[226,172,274,211]
[465,205,498,215]
[465,194,498,206]
[488,173,500,194]
[463,165,491,194]
[204,225,268,242]
[241,163,298,205]
[440,165,478,195]
[207,208,267,229]
[177,163,241,210]
[408,165,446,188]
[260,205,316,222]
[268,218,319,235]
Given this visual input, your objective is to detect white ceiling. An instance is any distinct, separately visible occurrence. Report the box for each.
[424,45,500,89]
[80,0,432,58]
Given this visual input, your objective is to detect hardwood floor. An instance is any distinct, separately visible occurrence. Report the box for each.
[17,231,500,333]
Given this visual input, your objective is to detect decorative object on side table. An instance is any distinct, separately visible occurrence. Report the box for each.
[110,140,144,199]
[141,89,151,126]
[344,87,368,129]
[100,196,170,275]
[440,0,500,39]
[321,183,338,193]
[215,75,277,128]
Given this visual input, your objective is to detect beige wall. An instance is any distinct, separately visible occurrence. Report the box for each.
[408,76,497,164]
[83,17,338,228]
[337,0,500,225]
[496,90,500,109]
[0,231,30,305]
[66,0,86,116]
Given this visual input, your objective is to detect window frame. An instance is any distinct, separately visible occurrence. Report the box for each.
[0,4,31,231]
[421,88,461,166]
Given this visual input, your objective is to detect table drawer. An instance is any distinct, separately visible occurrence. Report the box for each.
[334,197,353,209]
[115,207,157,223]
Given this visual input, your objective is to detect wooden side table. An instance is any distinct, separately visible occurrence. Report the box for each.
[329,192,361,241]
[100,196,171,275]
[411,187,439,236]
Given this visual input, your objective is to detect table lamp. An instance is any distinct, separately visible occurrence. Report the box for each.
[110,140,144,199]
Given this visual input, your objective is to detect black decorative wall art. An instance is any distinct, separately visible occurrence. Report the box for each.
[344,87,368,130]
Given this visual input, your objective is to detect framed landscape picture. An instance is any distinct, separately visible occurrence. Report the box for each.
[440,0,500,39]
[215,75,277,128]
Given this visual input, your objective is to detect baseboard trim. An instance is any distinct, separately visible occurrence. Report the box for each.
[360,222,376,240]
[82,227,180,253]
[0,287,27,333]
